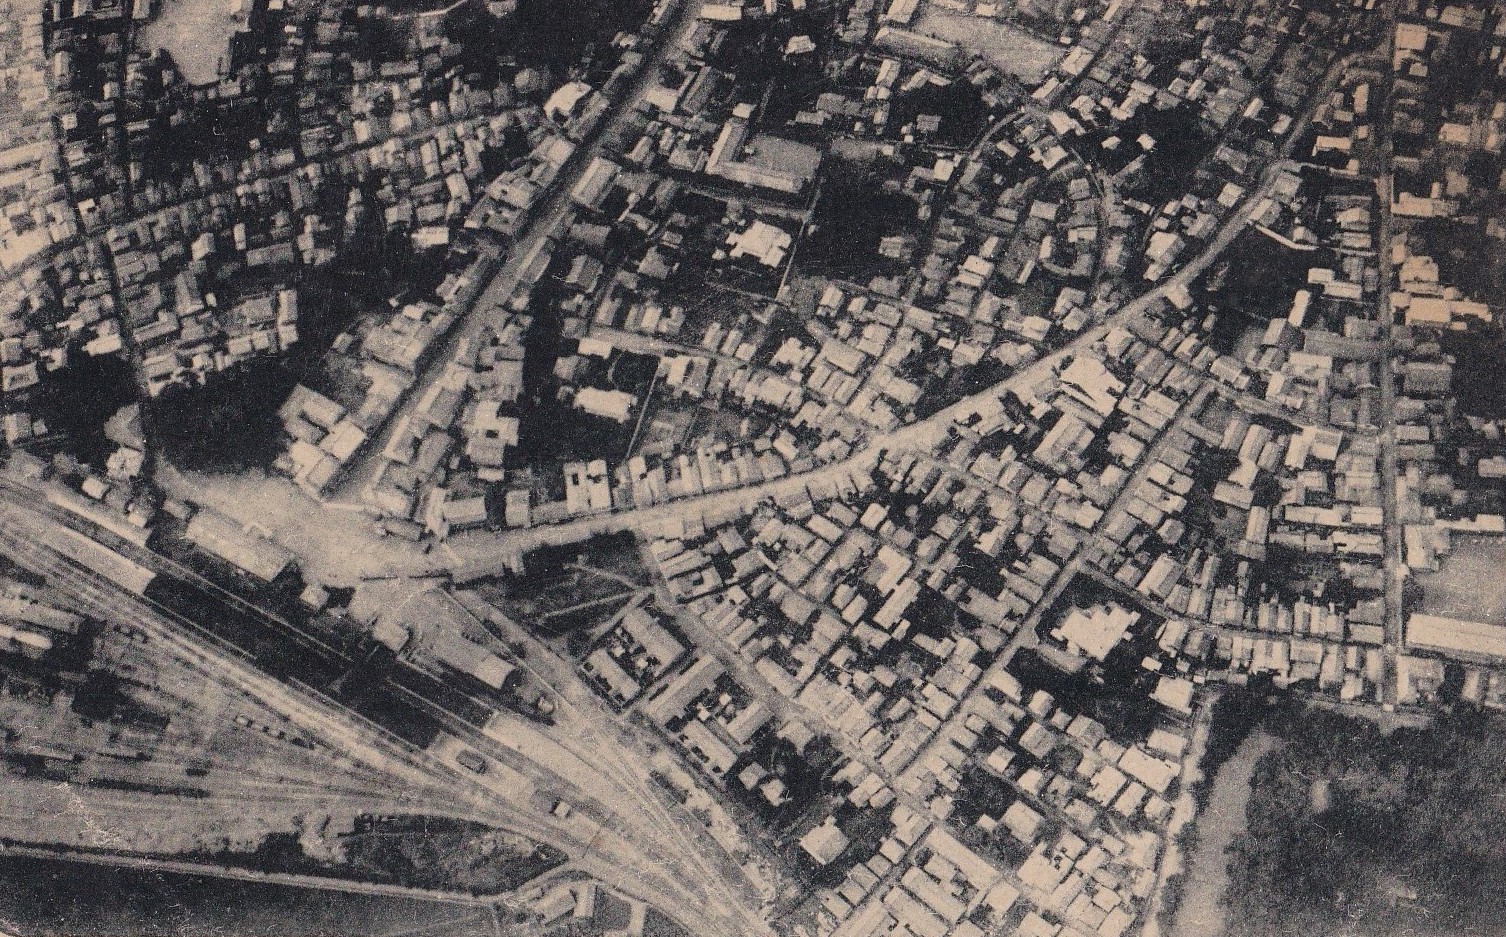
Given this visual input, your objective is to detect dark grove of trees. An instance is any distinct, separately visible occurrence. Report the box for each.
[1225,702,1506,937]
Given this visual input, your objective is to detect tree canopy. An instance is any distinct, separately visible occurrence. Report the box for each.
[1227,703,1506,937]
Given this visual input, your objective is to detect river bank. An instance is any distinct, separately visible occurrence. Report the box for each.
[1164,729,1281,937]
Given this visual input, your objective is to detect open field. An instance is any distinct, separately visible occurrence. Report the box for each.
[155,465,422,586]
[137,0,243,85]
[1415,536,1506,623]
[913,7,1064,84]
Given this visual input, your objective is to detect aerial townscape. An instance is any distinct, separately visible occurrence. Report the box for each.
[2,0,1506,934]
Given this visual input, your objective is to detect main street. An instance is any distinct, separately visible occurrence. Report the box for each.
[340,0,710,502]
[434,152,1308,580]
[150,35,1357,592]
[427,41,1355,580]
[1372,11,1405,709]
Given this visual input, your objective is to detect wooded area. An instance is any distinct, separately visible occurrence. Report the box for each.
[1226,703,1506,937]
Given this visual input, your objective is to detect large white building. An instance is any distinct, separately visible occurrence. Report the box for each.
[1407,613,1506,660]
[574,387,636,423]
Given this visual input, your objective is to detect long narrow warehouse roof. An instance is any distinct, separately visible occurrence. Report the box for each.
[1407,612,1506,660]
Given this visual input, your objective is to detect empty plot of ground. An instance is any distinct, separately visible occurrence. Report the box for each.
[155,465,426,586]
[913,8,1064,85]
[137,0,244,85]
[1416,536,1506,623]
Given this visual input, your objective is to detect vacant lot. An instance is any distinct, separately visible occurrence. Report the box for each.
[1416,536,1506,623]
[913,8,1063,84]
[154,464,425,586]
[138,0,242,85]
